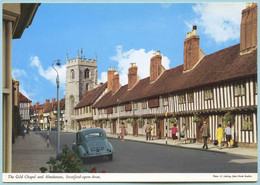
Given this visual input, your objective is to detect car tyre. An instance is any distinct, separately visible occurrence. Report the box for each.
[108,154,113,161]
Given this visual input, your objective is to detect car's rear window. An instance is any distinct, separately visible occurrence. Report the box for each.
[85,132,103,140]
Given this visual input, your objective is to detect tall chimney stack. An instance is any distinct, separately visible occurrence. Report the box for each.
[183,25,205,72]
[112,72,120,94]
[107,67,116,92]
[240,3,257,55]
[128,63,138,89]
[150,51,163,83]
[45,99,50,104]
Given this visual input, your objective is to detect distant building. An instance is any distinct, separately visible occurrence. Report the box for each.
[19,92,32,126]
[64,50,98,131]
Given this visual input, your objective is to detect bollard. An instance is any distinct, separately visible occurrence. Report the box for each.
[166,125,168,144]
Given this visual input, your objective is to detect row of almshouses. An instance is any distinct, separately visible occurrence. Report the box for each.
[87,77,257,146]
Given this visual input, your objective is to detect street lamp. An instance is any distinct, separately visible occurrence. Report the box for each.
[52,59,61,159]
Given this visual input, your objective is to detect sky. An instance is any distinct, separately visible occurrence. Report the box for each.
[11,2,246,104]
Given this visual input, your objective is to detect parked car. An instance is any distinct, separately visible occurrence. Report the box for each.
[33,126,41,131]
[72,128,114,161]
[51,126,57,131]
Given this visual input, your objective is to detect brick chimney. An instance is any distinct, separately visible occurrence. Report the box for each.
[183,25,205,72]
[150,51,163,83]
[240,3,257,55]
[36,102,39,108]
[52,98,56,106]
[45,99,50,104]
[128,63,138,89]
[107,67,116,92]
[112,72,120,94]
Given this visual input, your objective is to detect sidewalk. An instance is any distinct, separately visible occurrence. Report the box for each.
[12,132,56,173]
[107,134,258,158]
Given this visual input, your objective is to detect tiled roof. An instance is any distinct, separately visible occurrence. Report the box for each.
[74,83,107,109]
[93,44,257,108]
[43,98,65,113]
[19,92,32,103]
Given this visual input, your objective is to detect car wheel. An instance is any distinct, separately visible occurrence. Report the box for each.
[108,154,113,161]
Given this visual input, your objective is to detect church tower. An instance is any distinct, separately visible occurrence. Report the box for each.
[65,49,98,131]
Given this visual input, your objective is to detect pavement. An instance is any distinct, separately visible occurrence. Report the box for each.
[11,131,257,173]
[12,132,56,173]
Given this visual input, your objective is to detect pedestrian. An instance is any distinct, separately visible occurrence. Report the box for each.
[224,122,232,148]
[151,123,155,140]
[145,122,152,141]
[21,124,26,139]
[181,123,187,142]
[172,124,178,142]
[26,125,30,135]
[216,124,224,149]
[200,121,209,149]
[121,122,125,141]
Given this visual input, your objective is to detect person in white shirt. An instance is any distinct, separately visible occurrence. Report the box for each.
[224,122,232,148]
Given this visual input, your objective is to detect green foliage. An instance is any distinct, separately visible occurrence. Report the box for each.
[40,145,85,173]
[137,118,143,124]
[126,118,134,124]
[193,115,199,123]
[223,111,234,123]
[169,117,176,123]
[102,120,106,124]
[153,118,158,123]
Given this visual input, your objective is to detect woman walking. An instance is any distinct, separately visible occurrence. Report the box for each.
[216,124,224,149]
[172,124,178,142]
[225,122,232,148]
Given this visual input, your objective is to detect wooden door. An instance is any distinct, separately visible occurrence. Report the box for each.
[133,121,138,136]
[113,121,116,135]
[196,116,209,142]
[157,119,164,139]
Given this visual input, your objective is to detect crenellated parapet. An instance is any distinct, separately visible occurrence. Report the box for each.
[66,50,97,67]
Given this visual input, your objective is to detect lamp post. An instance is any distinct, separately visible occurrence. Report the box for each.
[52,59,61,159]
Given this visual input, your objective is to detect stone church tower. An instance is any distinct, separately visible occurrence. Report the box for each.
[65,50,98,130]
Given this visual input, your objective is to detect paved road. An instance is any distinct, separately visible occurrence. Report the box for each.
[38,131,257,173]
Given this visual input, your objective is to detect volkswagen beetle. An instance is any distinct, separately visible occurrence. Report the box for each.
[72,128,114,161]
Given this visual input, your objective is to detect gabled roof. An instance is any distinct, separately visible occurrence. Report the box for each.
[93,44,257,109]
[19,92,32,103]
[43,98,66,113]
[74,82,107,109]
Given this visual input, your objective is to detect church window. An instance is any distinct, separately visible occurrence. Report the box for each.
[71,69,75,79]
[86,83,89,91]
[84,68,90,78]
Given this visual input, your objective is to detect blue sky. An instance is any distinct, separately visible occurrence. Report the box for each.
[12,3,246,104]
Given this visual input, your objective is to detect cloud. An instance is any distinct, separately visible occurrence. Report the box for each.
[98,72,108,84]
[12,69,27,79]
[190,3,246,43]
[30,56,66,90]
[110,45,170,85]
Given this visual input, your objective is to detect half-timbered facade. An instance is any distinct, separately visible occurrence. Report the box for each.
[90,4,257,147]
[19,92,32,126]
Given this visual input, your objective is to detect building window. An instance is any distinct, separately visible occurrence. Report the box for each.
[84,68,90,78]
[188,92,194,103]
[162,97,169,106]
[234,82,245,96]
[178,94,185,104]
[133,102,138,110]
[86,84,89,91]
[71,69,75,79]
[142,101,147,109]
[204,88,213,100]
[242,114,253,131]
[89,107,92,113]
[121,105,125,112]
[104,109,107,114]
[114,107,117,113]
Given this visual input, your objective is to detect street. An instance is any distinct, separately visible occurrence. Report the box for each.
[38,131,257,173]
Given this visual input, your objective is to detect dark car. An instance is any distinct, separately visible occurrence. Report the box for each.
[51,126,57,131]
[33,126,41,131]
[72,128,114,161]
